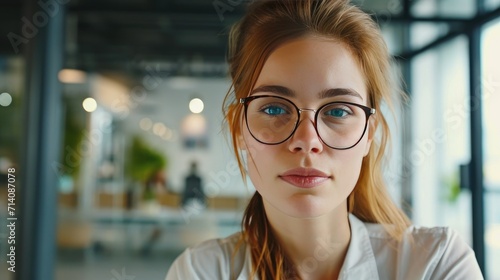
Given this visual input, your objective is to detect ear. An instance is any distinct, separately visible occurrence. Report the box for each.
[364,116,376,156]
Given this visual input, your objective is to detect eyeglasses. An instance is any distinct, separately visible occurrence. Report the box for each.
[240,95,375,150]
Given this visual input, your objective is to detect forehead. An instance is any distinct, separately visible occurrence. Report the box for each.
[254,36,368,102]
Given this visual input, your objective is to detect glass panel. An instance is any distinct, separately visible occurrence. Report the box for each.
[481,20,500,193]
[381,23,405,55]
[353,0,403,15]
[410,36,472,242]
[411,22,450,50]
[485,0,500,11]
[481,18,500,280]
[0,56,24,280]
[412,0,476,18]
[485,193,500,279]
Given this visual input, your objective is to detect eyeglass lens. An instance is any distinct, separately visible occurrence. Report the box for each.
[245,96,369,149]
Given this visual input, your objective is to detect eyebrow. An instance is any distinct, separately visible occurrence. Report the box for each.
[250,85,364,100]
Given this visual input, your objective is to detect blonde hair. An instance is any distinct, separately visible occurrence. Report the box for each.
[223,0,411,279]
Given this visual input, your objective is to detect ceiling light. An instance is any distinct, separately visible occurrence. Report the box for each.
[189,98,204,114]
[82,97,97,112]
[59,69,87,84]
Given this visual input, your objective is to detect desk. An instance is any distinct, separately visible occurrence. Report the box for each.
[90,207,243,253]
[92,207,243,226]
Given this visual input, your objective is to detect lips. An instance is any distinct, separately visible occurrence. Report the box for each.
[279,168,331,188]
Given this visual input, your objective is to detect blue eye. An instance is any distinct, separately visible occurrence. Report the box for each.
[263,106,287,116]
[325,108,348,118]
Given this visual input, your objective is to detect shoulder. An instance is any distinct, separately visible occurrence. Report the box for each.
[359,215,470,254]
[360,219,483,280]
[405,225,483,279]
[165,232,247,280]
[365,220,459,248]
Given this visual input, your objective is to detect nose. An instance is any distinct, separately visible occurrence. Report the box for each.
[288,110,323,154]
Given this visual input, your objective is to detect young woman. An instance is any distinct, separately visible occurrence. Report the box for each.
[166,0,483,279]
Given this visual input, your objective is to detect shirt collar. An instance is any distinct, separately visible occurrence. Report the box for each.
[239,214,380,280]
[338,214,379,279]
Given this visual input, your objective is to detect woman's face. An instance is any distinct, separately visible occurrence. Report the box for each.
[241,36,373,219]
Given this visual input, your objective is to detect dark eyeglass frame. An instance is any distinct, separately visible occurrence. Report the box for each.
[239,95,376,150]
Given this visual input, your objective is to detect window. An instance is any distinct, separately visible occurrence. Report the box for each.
[481,18,500,280]
[411,36,472,242]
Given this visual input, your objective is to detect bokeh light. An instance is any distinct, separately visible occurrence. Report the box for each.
[189,98,204,114]
[0,92,12,107]
[82,97,97,112]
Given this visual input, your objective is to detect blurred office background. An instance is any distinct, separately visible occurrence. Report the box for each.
[0,0,498,279]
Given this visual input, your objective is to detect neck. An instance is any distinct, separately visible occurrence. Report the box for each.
[263,201,351,280]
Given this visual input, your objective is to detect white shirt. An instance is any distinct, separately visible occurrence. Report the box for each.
[165,214,484,279]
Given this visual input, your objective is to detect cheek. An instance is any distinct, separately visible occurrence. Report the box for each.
[334,142,367,185]
[245,148,275,195]
[241,128,274,185]
[241,124,273,156]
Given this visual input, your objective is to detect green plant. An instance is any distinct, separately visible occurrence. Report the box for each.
[445,172,461,203]
[126,135,167,185]
[0,93,22,164]
[61,113,85,177]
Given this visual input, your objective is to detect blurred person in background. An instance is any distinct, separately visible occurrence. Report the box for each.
[181,161,206,208]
